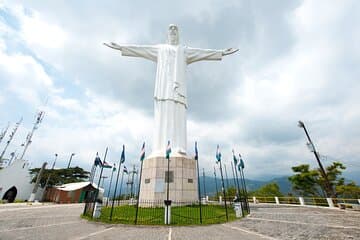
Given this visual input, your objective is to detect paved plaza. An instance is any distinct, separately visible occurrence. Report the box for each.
[0,203,359,240]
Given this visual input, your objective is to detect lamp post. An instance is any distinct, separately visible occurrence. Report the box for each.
[67,153,75,168]
[297,121,335,197]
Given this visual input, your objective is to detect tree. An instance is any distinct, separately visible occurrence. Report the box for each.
[29,166,90,188]
[215,186,237,200]
[250,183,283,197]
[288,164,321,197]
[336,181,360,199]
[320,162,346,197]
[289,161,360,198]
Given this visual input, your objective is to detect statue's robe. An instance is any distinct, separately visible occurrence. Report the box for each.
[120,44,222,155]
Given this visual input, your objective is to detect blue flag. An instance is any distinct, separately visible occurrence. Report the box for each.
[120,145,125,163]
[239,154,244,169]
[166,140,171,159]
[140,142,145,161]
[94,152,102,167]
[240,159,244,169]
[232,149,237,165]
[216,145,221,163]
[195,142,198,161]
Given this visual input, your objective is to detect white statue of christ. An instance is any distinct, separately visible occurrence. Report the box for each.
[105,24,238,156]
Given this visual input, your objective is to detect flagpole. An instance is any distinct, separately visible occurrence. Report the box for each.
[239,155,250,213]
[92,147,108,217]
[202,168,207,198]
[135,142,145,224]
[195,142,202,224]
[90,164,96,183]
[230,161,237,189]
[239,166,248,213]
[134,160,143,224]
[83,153,98,216]
[110,164,122,221]
[165,141,171,225]
[118,170,125,202]
[213,166,219,200]
[106,164,115,207]
[233,160,244,217]
[110,145,125,221]
[224,163,230,192]
[218,160,228,221]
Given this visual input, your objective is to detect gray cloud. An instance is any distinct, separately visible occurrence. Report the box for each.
[2,0,360,180]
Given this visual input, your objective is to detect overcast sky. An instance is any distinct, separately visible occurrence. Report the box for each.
[0,0,359,181]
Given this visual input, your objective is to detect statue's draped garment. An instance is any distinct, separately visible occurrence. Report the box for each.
[120,44,222,155]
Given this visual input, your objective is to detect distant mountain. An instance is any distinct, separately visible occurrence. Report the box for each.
[266,176,293,194]
[100,173,360,198]
[100,175,294,197]
[199,175,293,196]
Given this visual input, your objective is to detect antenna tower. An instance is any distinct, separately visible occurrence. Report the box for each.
[19,110,45,160]
[0,118,22,164]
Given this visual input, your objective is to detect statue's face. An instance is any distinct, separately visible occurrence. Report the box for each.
[168,24,179,45]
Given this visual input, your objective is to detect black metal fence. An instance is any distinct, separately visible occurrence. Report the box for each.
[83,198,247,225]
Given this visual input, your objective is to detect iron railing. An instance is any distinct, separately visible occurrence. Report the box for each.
[83,198,246,225]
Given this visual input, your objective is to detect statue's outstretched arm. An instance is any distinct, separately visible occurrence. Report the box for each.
[103,42,158,62]
[222,48,239,56]
[103,42,123,51]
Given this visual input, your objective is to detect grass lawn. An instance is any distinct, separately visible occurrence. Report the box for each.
[95,203,238,225]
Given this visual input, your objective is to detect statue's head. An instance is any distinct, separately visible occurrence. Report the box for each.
[167,24,179,45]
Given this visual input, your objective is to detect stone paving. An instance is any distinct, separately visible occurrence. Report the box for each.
[0,203,359,239]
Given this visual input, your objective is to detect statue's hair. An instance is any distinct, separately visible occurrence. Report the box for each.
[168,24,178,30]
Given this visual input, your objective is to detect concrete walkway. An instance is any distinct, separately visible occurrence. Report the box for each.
[0,203,358,239]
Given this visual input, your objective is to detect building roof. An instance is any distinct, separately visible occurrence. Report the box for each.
[55,181,103,192]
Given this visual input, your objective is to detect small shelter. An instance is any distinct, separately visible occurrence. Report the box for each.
[45,182,103,204]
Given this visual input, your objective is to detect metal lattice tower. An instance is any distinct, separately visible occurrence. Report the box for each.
[0,122,10,145]
[0,118,22,164]
[19,110,45,160]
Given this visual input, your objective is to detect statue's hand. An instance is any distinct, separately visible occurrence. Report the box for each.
[103,42,123,50]
[222,48,239,56]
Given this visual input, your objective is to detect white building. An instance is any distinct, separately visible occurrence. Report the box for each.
[0,159,43,202]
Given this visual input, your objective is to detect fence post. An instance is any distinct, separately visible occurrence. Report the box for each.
[299,197,305,206]
[275,196,280,205]
[253,196,257,204]
[219,196,222,204]
[326,198,335,208]
[358,199,360,204]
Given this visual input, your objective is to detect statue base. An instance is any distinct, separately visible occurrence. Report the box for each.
[139,156,198,205]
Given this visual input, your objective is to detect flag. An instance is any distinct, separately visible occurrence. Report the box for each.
[166,140,171,159]
[94,152,102,167]
[140,142,145,161]
[103,159,112,168]
[194,142,198,161]
[120,145,125,163]
[123,165,128,174]
[216,145,221,163]
[232,149,237,165]
[239,154,244,169]
[112,163,116,172]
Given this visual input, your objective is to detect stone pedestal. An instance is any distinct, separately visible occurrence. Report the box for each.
[139,156,198,203]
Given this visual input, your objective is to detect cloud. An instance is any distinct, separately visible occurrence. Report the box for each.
[0,0,359,182]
